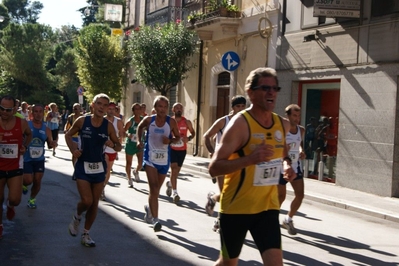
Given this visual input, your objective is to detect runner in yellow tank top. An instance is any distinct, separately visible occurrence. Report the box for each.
[209,67,296,266]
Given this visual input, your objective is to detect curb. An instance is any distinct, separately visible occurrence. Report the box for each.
[180,162,399,223]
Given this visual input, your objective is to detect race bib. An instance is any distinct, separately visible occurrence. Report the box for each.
[150,149,168,165]
[253,158,283,186]
[0,144,18,158]
[130,134,138,142]
[84,161,104,174]
[51,117,59,124]
[171,139,184,148]
[29,146,44,158]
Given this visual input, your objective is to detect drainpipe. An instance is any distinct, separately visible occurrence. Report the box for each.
[193,40,204,157]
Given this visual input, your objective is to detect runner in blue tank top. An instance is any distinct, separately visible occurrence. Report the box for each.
[65,93,121,247]
[137,96,180,232]
[23,104,57,209]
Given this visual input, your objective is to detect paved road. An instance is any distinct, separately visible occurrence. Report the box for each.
[1,133,399,265]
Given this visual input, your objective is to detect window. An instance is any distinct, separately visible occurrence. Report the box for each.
[217,72,230,86]
[372,0,399,17]
[133,92,141,103]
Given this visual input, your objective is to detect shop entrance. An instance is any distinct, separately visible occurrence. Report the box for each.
[300,81,340,182]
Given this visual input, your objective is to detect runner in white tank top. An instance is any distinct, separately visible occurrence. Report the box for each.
[278,104,306,236]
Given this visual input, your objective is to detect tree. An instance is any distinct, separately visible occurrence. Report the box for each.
[74,23,127,101]
[128,23,197,96]
[2,0,43,24]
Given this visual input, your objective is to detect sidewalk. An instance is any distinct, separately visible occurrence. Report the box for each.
[181,154,399,223]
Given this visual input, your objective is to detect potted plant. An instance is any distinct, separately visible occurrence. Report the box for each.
[219,0,229,16]
[188,11,203,25]
[227,4,241,18]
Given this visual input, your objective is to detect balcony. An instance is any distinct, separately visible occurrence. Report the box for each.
[188,9,241,41]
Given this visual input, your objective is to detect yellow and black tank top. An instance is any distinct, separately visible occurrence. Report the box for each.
[220,111,286,214]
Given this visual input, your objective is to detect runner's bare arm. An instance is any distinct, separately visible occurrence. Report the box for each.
[203,117,225,154]
[209,114,274,177]
[107,122,122,152]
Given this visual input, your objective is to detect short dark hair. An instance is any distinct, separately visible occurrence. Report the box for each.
[1,95,16,106]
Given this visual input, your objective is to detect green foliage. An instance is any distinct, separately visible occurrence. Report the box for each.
[227,4,239,12]
[128,23,197,96]
[3,0,43,23]
[74,23,127,102]
[188,11,204,21]
[0,23,56,90]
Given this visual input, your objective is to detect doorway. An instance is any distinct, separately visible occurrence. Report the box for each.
[300,81,340,182]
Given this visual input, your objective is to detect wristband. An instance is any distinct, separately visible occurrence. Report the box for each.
[188,136,193,141]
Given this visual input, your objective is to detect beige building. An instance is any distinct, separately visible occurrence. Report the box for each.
[123,0,281,157]
[123,0,399,197]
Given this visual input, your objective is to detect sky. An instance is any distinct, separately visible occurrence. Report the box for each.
[37,0,86,29]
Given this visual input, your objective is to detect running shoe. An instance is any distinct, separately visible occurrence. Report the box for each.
[282,220,297,235]
[144,205,153,224]
[100,190,106,201]
[6,205,15,221]
[205,192,216,216]
[153,219,162,232]
[166,181,172,197]
[27,198,37,209]
[68,215,81,236]
[0,224,3,239]
[133,169,140,183]
[81,233,96,247]
[22,185,28,195]
[173,192,180,204]
[212,218,220,233]
[128,177,133,188]
[52,151,56,156]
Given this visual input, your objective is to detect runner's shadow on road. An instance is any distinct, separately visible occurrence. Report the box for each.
[174,198,211,216]
[285,230,398,265]
[280,209,321,221]
[159,230,262,265]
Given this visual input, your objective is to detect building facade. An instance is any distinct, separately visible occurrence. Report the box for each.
[123,0,399,197]
[277,0,399,197]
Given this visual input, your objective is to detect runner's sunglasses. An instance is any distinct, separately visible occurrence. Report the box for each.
[251,85,281,92]
[0,105,14,112]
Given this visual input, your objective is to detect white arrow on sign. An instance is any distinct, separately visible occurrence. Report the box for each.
[226,53,238,70]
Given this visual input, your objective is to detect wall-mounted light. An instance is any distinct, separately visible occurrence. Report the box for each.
[303,30,321,42]
[303,34,316,42]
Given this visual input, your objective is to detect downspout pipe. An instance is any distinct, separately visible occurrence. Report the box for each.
[193,40,204,156]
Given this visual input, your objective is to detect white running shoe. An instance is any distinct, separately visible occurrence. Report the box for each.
[81,233,96,247]
[212,219,220,233]
[173,192,180,203]
[133,169,140,183]
[166,181,172,197]
[282,220,297,235]
[153,219,162,232]
[205,192,216,216]
[144,205,153,224]
[128,177,133,188]
[69,215,80,236]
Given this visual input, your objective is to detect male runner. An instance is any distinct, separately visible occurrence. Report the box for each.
[165,102,195,203]
[137,96,180,232]
[65,93,121,247]
[22,104,57,208]
[278,104,306,235]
